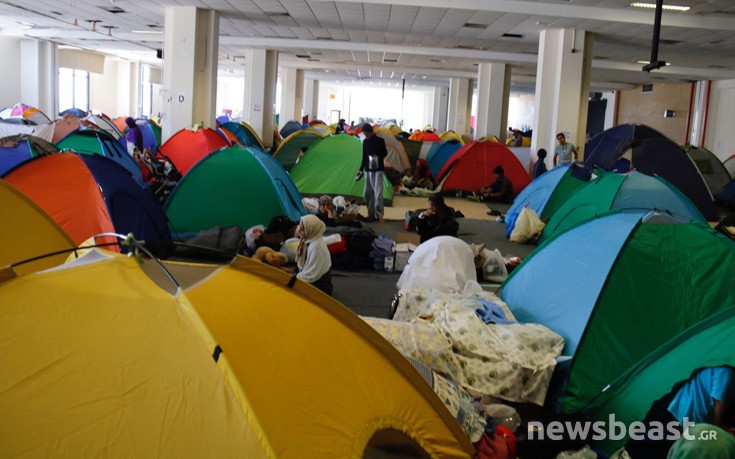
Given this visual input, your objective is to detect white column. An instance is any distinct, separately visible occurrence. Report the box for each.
[448,77,472,135]
[432,86,449,132]
[475,63,511,141]
[243,49,278,148]
[303,79,319,121]
[162,7,219,142]
[689,81,708,146]
[20,39,57,119]
[279,67,304,123]
[532,28,592,162]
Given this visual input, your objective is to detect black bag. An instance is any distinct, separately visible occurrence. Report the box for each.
[346,229,375,256]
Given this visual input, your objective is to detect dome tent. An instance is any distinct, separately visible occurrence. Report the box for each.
[584,123,718,220]
[0,134,59,175]
[500,211,735,454]
[541,170,706,242]
[57,129,143,182]
[272,129,322,172]
[164,145,307,237]
[219,121,266,150]
[289,134,394,205]
[158,126,230,175]
[436,140,531,195]
[0,251,474,458]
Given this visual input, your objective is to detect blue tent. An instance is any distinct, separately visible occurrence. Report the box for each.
[279,120,303,139]
[717,180,735,206]
[584,123,718,220]
[57,129,143,183]
[541,171,706,242]
[0,135,59,175]
[219,122,265,150]
[504,163,594,235]
[425,140,462,177]
[59,108,88,117]
[79,154,172,252]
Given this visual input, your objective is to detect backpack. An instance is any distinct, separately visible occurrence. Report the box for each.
[346,229,376,256]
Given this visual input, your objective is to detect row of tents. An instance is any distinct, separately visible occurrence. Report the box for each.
[492,123,735,455]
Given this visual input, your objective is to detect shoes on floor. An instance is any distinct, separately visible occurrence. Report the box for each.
[378,218,385,224]
[364,216,377,223]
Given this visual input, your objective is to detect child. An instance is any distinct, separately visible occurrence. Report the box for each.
[533,149,548,179]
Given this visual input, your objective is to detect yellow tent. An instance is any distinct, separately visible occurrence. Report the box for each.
[307,124,336,136]
[0,252,474,458]
[440,131,465,145]
[0,179,76,275]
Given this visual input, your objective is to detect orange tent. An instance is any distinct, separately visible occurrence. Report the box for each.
[112,116,129,133]
[158,127,230,174]
[217,126,242,146]
[3,153,118,251]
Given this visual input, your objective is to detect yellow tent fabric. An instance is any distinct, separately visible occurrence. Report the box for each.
[0,179,76,275]
[307,124,336,136]
[162,257,474,458]
[440,132,465,145]
[479,135,500,143]
[0,253,272,458]
[0,253,473,458]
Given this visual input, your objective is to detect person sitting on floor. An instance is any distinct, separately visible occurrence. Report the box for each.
[480,166,515,203]
[292,214,333,295]
[413,195,459,244]
[413,159,434,189]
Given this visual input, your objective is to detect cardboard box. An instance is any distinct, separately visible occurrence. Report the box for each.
[394,241,418,272]
[395,232,420,245]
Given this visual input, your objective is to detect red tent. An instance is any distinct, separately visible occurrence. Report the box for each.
[3,153,118,250]
[158,127,230,174]
[436,140,531,194]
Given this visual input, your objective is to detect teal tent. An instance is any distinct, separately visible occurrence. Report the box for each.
[289,134,394,205]
[164,145,306,238]
[57,129,142,182]
[220,122,265,150]
[541,171,706,242]
[500,211,735,454]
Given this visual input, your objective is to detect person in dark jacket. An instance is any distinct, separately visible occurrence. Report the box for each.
[480,165,515,203]
[414,195,459,243]
[355,123,388,223]
[533,149,548,179]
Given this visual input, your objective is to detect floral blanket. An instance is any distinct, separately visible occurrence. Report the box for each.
[391,289,565,405]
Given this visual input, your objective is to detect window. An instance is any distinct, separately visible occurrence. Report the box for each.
[58,68,89,112]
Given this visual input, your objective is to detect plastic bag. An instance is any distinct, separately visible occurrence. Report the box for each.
[555,445,597,459]
[509,207,545,244]
[301,197,319,214]
[484,403,521,433]
[245,225,265,251]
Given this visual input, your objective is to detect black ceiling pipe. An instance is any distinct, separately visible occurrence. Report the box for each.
[643,0,667,72]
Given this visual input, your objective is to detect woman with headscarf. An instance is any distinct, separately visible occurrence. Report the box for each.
[295,214,333,295]
[124,117,143,155]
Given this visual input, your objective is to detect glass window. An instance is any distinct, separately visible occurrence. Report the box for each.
[58,68,89,112]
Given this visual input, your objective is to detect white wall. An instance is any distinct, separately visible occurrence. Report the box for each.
[0,38,21,109]
[706,79,735,161]
[508,91,535,132]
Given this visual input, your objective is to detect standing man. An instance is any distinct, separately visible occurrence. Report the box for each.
[553,132,578,167]
[355,123,387,223]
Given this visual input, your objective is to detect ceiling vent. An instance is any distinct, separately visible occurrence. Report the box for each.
[501,33,524,39]
[463,23,487,29]
[99,6,126,14]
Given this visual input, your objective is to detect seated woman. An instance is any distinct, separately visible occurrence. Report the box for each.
[316,195,361,228]
[480,166,515,203]
[413,195,459,244]
[294,215,333,295]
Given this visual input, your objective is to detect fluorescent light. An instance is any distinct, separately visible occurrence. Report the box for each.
[630,3,690,11]
[131,30,163,34]
[637,60,672,65]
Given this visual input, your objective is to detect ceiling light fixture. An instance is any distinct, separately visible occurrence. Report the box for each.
[18,22,35,30]
[131,30,163,34]
[630,2,690,11]
[637,60,671,65]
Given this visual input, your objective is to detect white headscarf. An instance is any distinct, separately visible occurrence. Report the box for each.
[296,215,327,267]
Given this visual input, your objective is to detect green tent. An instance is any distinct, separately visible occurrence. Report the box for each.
[272,130,322,172]
[541,171,706,242]
[290,134,394,204]
[500,211,735,454]
[163,145,306,237]
[57,129,142,181]
[399,138,422,166]
[586,306,735,454]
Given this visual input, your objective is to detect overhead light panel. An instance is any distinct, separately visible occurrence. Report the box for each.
[637,60,671,65]
[630,3,690,11]
[131,30,163,34]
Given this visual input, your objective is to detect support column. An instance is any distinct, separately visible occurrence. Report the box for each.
[20,39,57,119]
[432,86,449,132]
[447,77,473,135]
[303,79,320,121]
[243,49,278,149]
[162,7,219,142]
[532,28,592,163]
[475,63,511,141]
[279,67,304,124]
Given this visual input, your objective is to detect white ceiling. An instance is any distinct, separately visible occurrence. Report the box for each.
[1,0,734,90]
